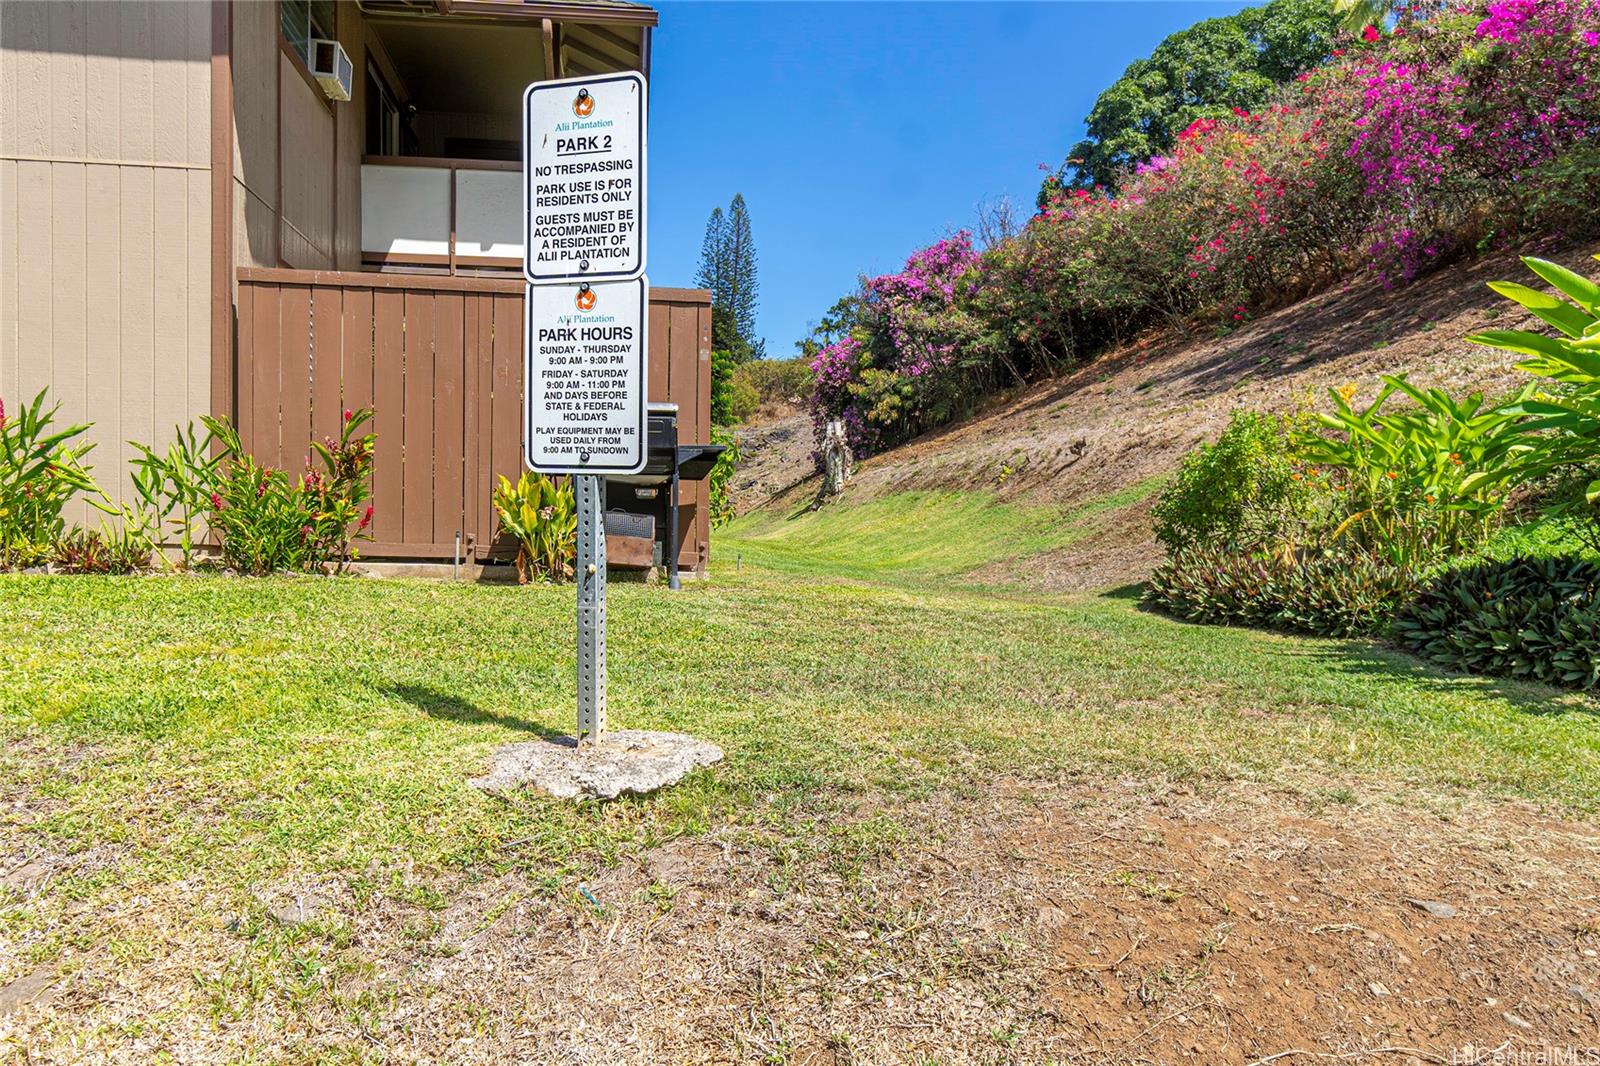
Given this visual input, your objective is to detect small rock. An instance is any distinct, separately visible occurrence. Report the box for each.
[0,968,57,1016]
[1570,985,1597,1006]
[470,731,724,800]
[1404,898,1457,919]
[1502,1011,1534,1030]
[1369,981,1391,997]
[1,861,51,895]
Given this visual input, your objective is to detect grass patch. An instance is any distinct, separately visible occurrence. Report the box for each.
[724,479,1163,585]
[2,486,1597,1052]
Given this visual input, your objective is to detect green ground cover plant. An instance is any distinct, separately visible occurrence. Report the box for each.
[1396,554,1600,690]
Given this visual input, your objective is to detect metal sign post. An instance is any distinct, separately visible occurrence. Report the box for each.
[574,474,607,740]
[523,71,648,746]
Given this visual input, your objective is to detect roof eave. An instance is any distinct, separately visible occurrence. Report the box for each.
[436,0,659,28]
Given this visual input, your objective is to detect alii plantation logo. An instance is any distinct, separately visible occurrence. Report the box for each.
[572,88,595,117]
[574,282,598,312]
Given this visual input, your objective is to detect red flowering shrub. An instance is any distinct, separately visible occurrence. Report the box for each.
[811,0,1600,454]
[201,408,376,575]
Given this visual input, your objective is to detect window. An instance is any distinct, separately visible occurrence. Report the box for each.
[366,63,401,156]
[281,0,335,67]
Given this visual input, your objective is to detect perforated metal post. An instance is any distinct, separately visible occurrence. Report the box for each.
[575,474,607,742]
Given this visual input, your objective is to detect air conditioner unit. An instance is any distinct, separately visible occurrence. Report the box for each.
[310,38,353,101]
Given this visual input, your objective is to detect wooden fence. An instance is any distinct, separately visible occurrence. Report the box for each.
[233,268,713,566]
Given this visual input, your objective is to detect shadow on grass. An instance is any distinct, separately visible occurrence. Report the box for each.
[1304,643,1599,717]
[1100,582,1148,602]
[1124,589,1597,716]
[384,683,566,738]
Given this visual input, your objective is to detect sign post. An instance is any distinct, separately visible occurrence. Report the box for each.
[523,71,647,745]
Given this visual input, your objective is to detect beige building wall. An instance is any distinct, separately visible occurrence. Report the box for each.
[0,0,212,523]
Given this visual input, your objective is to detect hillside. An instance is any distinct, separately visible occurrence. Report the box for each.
[731,240,1600,591]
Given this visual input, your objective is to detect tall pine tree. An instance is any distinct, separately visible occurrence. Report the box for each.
[695,206,726,300]
[695,195,763,363]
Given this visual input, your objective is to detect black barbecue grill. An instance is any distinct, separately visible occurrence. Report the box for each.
[604,402,725,589]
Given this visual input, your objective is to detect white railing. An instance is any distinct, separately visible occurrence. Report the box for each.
[361,157,522,269]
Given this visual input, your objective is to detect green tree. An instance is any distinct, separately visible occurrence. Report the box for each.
[695,207,727,302]
[695,194,764,362]
[794,292,864,361]
[1043,0,1339,198]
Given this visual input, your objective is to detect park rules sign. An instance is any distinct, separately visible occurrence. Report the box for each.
[523,71,649,477]
[523,72,646,284]
[523,278,648,475]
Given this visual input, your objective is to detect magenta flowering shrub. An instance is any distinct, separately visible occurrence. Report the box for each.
[1340,0,1600,279]
[809,234,982,452]
[809,0,1600,456]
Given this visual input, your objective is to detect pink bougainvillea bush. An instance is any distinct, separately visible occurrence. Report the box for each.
[811,0,1600,456]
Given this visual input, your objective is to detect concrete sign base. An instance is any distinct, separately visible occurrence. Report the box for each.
[470,730,723,800]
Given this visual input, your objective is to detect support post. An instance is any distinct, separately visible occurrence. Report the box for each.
[575,474,607,742]
[668,463,682,591]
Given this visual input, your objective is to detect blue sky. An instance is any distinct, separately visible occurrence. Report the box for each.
[646,0,1253,358]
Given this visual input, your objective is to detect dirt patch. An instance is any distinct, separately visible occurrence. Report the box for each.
[737,241,1600,589]
[9,780,1600,1063]
[731,410,818,515]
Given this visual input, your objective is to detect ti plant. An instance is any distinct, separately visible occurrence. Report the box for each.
[1468,254,1600,548]
[492,471,577,584]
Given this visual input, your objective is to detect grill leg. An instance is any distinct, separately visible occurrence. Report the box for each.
[668,468,682,591]
[575,474,607,743]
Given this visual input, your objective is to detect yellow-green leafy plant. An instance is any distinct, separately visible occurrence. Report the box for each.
[1468,254,1600,551]
[492,472,577,583]
[1290,375,1525,571]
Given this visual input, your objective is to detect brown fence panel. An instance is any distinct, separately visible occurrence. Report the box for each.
[234,269,713,567]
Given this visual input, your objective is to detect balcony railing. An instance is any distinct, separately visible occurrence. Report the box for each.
[361,156,521,271]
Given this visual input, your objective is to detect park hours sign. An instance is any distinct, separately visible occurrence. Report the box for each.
[523,72,646,284]
[523,277,648,475]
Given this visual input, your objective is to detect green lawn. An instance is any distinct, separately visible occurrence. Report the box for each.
[2,490,1598,1054]
[724,478,1164,585]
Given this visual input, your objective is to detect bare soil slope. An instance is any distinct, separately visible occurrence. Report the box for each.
[735,243,1600,590]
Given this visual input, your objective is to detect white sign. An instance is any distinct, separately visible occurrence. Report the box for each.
[523,277,648,475]
[523,72,647,284]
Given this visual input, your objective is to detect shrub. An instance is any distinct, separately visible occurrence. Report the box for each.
[0,391,107,570]
[708,425,741,528]
[203,409,376,576]
[1153,411,1312,552]
[492,471,576,584]
[1394,555,1600,690]
[731,356,810,412]
[1147,543,1418,637]
[1290,375,1523,570]
[806,1,1600,452]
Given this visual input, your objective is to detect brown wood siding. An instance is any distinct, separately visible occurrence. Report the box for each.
[235,270,713,567]
[0,1,212,523]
